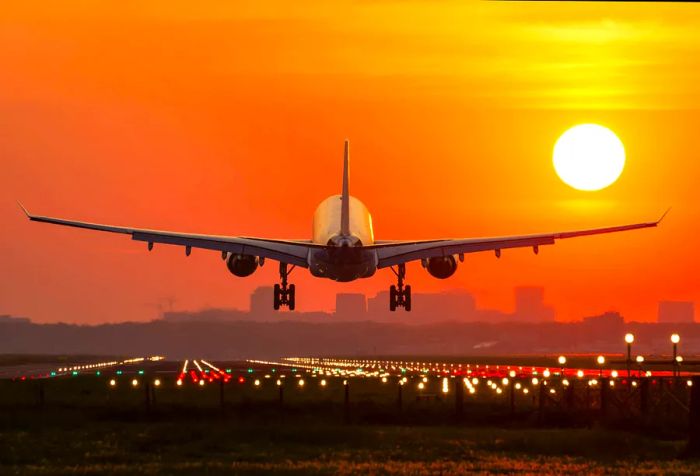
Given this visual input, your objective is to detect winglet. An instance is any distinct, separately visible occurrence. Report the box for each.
[656,207,671,225]
[340,139,350,236]
[17,201,31,219]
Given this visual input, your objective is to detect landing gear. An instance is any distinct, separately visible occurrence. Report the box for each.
[273,263,296,311]
[389,264,411,311]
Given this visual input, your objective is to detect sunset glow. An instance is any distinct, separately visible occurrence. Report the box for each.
[0,1,698,324]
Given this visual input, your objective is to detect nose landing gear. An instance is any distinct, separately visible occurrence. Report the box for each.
[273,263,296,311]
[389,263,411,311]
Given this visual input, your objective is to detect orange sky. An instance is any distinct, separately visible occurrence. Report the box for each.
[1,1,699,324]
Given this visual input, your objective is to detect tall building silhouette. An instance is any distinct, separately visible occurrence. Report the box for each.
[334,293,367,319]
[658,301,695,323]
[250,286,275,318]
[513,286,555,322]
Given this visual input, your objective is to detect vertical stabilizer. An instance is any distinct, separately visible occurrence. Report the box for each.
[340,140,350,236]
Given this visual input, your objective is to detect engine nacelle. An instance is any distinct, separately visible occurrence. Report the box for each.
[425,255,457,279]
[226,254,259,277]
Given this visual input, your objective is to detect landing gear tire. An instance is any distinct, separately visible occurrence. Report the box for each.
[388,264,411,311]
[273,263,296,311]
[288,284,296,311]
[273,284,281,310]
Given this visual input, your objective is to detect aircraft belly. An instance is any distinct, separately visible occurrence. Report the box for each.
[308,247,377,282]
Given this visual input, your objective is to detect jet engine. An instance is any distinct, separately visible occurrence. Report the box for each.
[226,254,259,277]
[424,255,457,279]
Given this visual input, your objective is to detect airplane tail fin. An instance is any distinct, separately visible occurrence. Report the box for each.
[340,139,350,236]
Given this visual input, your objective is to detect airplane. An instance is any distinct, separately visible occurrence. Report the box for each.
[19,140,665,312]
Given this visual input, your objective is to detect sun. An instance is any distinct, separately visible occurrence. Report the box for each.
[553,124,625,191]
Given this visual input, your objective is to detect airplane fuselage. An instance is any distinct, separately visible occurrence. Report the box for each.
[309,194,377,282]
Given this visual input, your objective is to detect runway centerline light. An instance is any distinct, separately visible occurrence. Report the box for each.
[109,379,116,387]
[154,379,161,387]
[131,379,138,387]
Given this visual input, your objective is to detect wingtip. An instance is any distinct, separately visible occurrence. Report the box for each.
[17,201,30,218]
[656,207,671,225]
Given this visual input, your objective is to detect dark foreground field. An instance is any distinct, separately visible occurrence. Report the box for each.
[2,416,700,475]
[2,368,700,474]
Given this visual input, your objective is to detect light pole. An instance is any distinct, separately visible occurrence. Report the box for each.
[671,333,680,378]
[624,333,635,379]
[635,355,644,378]
[558,355,566,377]
[597,355,605,378]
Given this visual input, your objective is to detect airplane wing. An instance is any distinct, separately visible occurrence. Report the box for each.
[18,204,319,267]
[370,212,668,269]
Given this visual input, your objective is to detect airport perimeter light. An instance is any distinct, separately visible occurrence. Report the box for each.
[596,355,605,378]
[624,333,635,378]
[557,356,566,376]
[671,334,681,377]
[636,355,644,378]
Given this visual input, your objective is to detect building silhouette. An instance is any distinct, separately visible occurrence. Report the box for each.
[334,293,367,319]
[513,286,555,322]
[658,301,695,323]
[250,286,275,317]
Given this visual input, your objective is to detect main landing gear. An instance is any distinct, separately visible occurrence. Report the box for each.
[389,263,411,311]
[274,263,296,311]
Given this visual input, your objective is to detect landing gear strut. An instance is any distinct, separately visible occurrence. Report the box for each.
[274,263,296,311]
[389,263,411,311]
